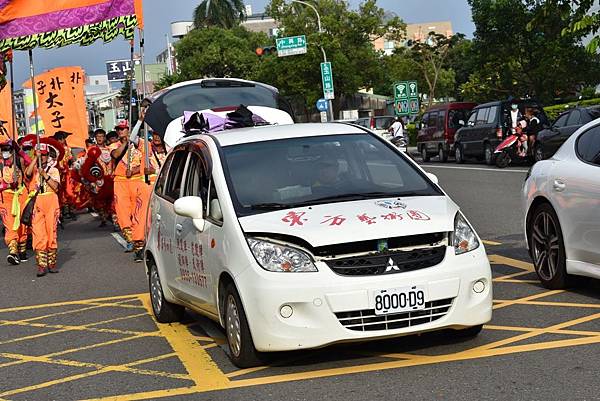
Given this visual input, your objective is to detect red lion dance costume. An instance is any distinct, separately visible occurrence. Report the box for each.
[71,146,114,217]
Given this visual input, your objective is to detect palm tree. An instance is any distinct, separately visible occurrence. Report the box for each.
[193,0,246,29]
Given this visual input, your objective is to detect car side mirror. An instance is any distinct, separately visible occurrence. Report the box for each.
[210,199,223,221]
[426,172,439,185]
[174,196,205,231]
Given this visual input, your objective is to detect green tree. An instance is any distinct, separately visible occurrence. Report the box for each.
[261,0,405,118]
[465,0,600,104]
[172,26,268,81]
[193,0,246,29]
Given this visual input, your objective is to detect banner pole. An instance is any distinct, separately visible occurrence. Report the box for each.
[8,52,18,182]
[140,28,150,185]
[28,49,42,170]
[126,37,135,173]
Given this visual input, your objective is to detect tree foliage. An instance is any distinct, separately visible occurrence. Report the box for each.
[193,0,246,29]
[463,0,600,104]
[260,0,405,116]
[172,26,268,81]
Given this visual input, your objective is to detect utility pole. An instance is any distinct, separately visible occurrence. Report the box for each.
[290,0,334,121]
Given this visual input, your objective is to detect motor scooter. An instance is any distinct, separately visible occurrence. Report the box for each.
[494,126,531,168]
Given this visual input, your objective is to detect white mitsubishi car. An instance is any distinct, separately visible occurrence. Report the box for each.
[145,121,492,367]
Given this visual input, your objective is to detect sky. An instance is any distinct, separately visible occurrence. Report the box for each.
[11,0,475,87]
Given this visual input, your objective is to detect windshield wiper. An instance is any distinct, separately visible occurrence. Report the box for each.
[249,203,296,210]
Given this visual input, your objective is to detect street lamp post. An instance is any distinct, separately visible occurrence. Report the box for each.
[289,0,334,121]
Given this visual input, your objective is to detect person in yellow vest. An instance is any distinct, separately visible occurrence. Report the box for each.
[25,139,63,276]
[0,140,32,265]
[110,120,149,260]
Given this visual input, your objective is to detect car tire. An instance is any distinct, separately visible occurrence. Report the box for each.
[421,146,430,162]
[452,324,483,338]
[484,143,495,165]
[495,151,510,168]
[528,203,571,289]
[438,146,448,162]
[455,144,465,164]
[149,262,185,323]
[534,143,545,163]
[224,282,265,368]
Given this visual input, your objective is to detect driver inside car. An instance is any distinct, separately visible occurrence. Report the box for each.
[312,160,344,195]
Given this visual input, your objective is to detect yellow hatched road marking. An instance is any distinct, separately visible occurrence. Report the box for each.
[493,290,564,310]
[482,240,502,246]
[488,254,534,272]
[0,294,143,313]
[139,294,230,391]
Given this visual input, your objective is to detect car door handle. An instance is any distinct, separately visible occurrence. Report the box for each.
[175,224,183,234]
[553,179,566,192]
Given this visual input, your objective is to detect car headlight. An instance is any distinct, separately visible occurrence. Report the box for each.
[453,212,480,255]
[247,238,318,272]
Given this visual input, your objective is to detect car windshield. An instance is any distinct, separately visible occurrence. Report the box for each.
[222,134,442,216]
[448,109,472,129]
[375,117,395,129]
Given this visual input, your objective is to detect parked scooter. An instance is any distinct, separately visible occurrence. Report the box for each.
[494,124,530,168]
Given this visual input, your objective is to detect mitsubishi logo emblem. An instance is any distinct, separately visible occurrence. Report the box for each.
[385,257,400,272]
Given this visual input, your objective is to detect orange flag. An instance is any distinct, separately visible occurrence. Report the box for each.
[0,80,14,143]
[135,0,144,29]
[24,66,87,148]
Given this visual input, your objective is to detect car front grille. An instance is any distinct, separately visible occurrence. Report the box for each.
[334,298,453,332]
[325,246,446,276]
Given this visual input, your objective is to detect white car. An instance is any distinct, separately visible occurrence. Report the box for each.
[145,121,492,368]
[524,119,600,289]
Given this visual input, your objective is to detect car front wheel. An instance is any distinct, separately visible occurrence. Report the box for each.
[484,143,495,165]
[529,203,570,289]
[455,144,465,164]
[224,283,264,368]
[421,146,430,162]
[149,261,185,323]
[438,146,448,162]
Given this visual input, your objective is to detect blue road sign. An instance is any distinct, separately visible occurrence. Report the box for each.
[316,98,329,112]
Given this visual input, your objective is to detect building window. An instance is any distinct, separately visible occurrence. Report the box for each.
[383,41,395,50]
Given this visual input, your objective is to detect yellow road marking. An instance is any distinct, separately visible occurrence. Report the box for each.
[484,325,600,337]
[492,290,563,310]
[0,312,154,345]
[471,312,600,352]
[482,240,502,246]
[0,298,143,329]
[488,254,534,272]
[493,279,539,284]
[139,294,230,391]
[0,352,193,398]
[0,294,144,313]
[492,299,600,309]
[493,270,533,280]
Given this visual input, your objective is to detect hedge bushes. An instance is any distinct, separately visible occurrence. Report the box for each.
[544,98,600,121]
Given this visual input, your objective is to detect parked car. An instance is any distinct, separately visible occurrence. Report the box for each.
[417,102,477,162]
[523,118,600,289]
[354,115,396,139]
[454,100,549,165]
[144,78,295,138]
[146,118,492,368]
[534,106,600,162]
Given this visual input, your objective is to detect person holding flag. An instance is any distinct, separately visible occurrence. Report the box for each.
[25,138,63,276]
[110,120,148,259]
[0,139,32,265]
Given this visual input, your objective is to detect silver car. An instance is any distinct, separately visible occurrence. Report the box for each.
[523,118,600,288]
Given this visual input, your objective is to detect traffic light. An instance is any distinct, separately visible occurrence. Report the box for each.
[256,46,277,57]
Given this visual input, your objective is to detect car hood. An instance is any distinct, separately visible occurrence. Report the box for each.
[238,196,458,247]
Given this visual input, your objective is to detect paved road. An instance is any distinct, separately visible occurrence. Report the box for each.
[1,164,599,401]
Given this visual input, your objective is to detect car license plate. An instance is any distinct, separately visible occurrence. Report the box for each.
[371,286,426,315]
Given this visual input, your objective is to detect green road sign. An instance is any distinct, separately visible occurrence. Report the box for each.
[394,80,419,116]
[321,62,335,100]
[276,35,307,57]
